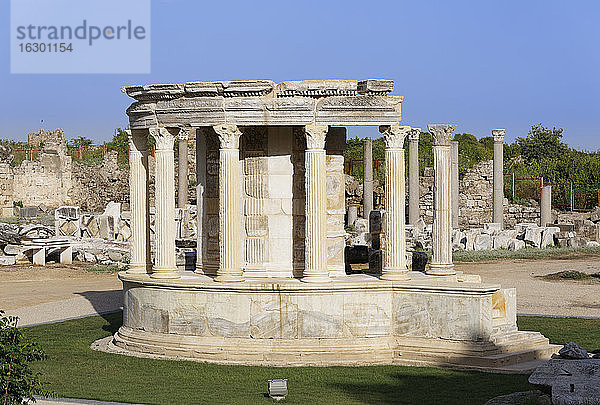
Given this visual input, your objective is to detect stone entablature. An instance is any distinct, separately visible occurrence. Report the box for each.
[122,79,402,129]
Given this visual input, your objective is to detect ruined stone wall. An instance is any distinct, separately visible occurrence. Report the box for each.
[12,150,73,208]
[458,160,493,227]
[69,151,129,212]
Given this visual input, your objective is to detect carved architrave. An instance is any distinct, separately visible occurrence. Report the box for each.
[149,127,175,151]
[379,124,411,149]
[492,129,506,143]
[213,124,242,150]
[304,123,328,150]
[408,127,421,142]
[428,124,457,146]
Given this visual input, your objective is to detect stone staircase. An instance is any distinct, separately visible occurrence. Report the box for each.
[393,331,559,373]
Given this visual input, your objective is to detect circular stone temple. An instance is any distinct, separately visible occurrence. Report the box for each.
[103,79,557,370]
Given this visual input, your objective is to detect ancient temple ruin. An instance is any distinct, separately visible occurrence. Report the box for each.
[108,79,557,370]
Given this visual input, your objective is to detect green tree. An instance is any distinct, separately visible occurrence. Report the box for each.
[515,124,568,163]
[68,136,93,147]
[1,311,50,404]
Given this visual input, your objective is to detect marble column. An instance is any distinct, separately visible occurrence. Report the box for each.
[408,128,421,225]
[427,124,457,276]
[213,124,243,282]
[126,129,151,274]
[492,129,505,228]
[379,124,411,281]
[363,138,374,223]
[149,127,179,279]
[177,129,189,208]
[451,140,459,228]
[302,123,330,283]
[541,185,552,227]
[195,128,206,274]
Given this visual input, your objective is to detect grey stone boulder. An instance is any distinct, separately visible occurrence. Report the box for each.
[558,342,590,359]
[508,239,525,251]
[567,237,588,248]
[493,234,512,250]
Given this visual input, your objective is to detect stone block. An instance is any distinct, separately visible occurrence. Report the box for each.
[245,216,268,237]
[508,239,525,251]
[98,215,115,240]
[529,359,600,405]
[524,226,544,248]
[369,210,384,234]
[0,256,16,266]
[541,227,560,248]
[368,249,382,274]
[267,175,292,198]
[483,222,501,233]
[474,233,492,251]
[344,245,368,264]
[492,234,512,250]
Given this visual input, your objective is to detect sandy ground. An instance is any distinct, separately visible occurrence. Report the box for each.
[1,257,599,326]
[455,256,600,318]
[0,263,122,326]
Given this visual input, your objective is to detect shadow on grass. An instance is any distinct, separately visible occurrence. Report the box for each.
[331,369,529,404]
[74,290,123,335]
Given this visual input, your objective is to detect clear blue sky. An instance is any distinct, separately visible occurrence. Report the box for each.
[2,0,599,150]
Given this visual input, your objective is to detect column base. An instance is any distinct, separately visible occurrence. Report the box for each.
[214,271,243,282]
[126,263,151,274]
[150,269,181,279]
[301,273,331,283]
[426,263,456,276]
[380,270,410,281]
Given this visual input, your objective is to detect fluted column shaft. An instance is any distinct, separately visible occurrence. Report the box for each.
[177,130,189,208]
[427,124,457,275]
[195,129,206,274]
[380,124,411,281]
[214,124,243,282]
[302,123,330,283]
[408,129,420,225]
[149,128,179,279]
[363,139,374,223]
[492,129,505,228]
[451,140,459,228]
[127,129,151,274]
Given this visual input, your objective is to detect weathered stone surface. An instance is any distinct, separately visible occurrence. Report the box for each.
[524,226,544,248]
[558,342,590,359]
[484,391,550,405]
[474,233,492,251]
[529,359,600,405]
[508,239,525,251]
[0,256,16,266]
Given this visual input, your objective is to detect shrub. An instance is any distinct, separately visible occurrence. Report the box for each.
[1,311,50,404]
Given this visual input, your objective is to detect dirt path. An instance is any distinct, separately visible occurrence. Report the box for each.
[456,256,600,318]
[0,263,122,310]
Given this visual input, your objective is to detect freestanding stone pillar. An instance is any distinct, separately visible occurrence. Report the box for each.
[213,124,243,282]
[427,124,457,276]
[379,124,411,281]
[363,138,374,223]
[302,123,330,283]
[451,140,459,228]
[492,129,505,228]
[195,128,206,275]
[149,127,179,279]
[177,129,189,208]
[408,128,420,225]
[126,129,151,274]
[541,185,552,227]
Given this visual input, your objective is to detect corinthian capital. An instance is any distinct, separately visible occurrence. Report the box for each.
[379,124,411,149]
[428,124,457,146]
[178,128,190,141]
[304,123,328,150]
[213,124,242,150]
[149,127,175,151]
[408,127,421,142]
[492,129,505,143]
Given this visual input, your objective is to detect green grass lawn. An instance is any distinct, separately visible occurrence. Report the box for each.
[22,314,600,405]
[453,246,600,263]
